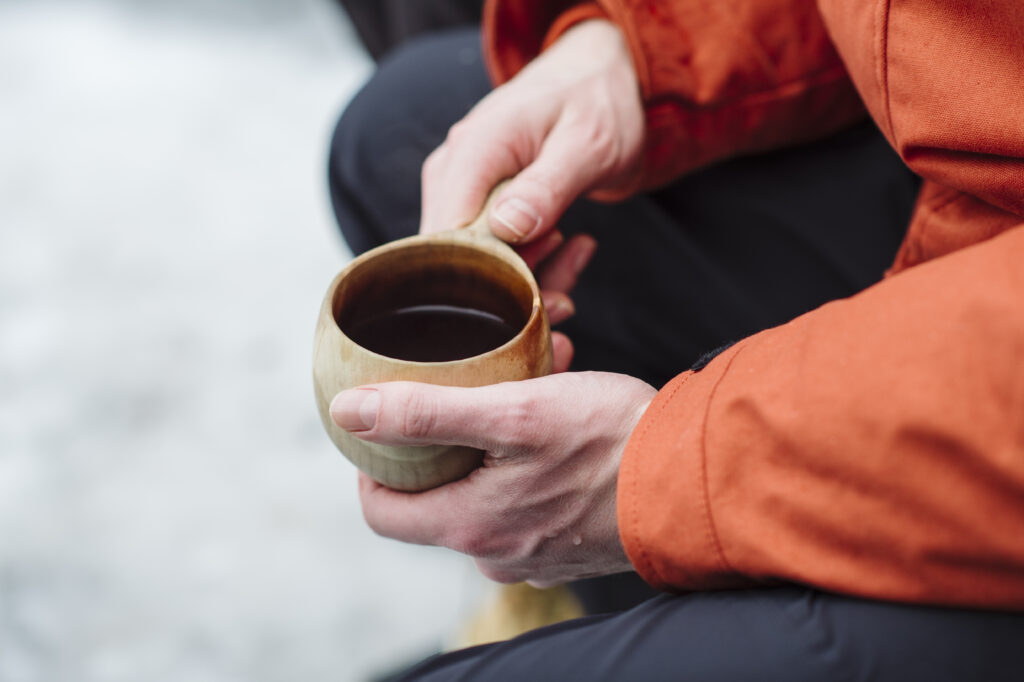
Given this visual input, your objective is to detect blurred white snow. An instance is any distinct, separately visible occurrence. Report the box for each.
[0,1,484,680]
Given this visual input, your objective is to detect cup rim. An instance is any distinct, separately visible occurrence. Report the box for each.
[323,234,545,367]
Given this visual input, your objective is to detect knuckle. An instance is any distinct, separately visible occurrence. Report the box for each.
[567,111,618,170]
[510,173,559,215]
[586,132,618,173]
[448,518,505,558]
[448,527,487,557]
[364,517,387,539]
[359,501,388,539]
[516,172,554,198]
[444,120,470,145]
[496,388,540,445]
[398,390,439,441]
[422,147,446,179]
[475,562,520,584]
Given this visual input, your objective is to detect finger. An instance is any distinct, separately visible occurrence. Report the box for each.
[551,332,573,373]
[542,291,575,325]
[537,234,597,294]
[421,145,516,235]
[516,230,563,269]
[358,472,461,546]
[330,380,540,450]
[487,111,617,244]
[421,98,554,235]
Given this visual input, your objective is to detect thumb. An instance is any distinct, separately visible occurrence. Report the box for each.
[488,115,616,244]
[329,381,531,451]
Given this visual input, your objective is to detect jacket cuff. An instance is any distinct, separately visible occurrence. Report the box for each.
[617,343,754,591]
[541,3,610,51]
[483,0,588,86]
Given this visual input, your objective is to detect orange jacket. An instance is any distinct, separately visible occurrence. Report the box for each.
[483,0,1024,608]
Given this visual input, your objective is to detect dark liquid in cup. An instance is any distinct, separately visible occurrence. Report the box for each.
[345,304,522,362]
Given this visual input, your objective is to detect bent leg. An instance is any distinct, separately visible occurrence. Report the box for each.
[555,122,918,387]
[398,588,1024,681]
[328,28,490,255]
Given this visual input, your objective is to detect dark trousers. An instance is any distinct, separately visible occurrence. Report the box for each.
[327,29,1024,680]
[337,0,483,60]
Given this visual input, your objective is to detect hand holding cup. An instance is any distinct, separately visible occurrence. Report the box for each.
[313,185,553,491]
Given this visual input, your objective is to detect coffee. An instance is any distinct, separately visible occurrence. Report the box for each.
[344,303,523,362]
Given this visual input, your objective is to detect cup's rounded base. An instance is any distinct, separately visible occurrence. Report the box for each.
[342,436,484,492]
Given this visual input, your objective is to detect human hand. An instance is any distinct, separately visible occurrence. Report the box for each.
[329,372,657,586]
[420,19,645,243]
[515,226,595,353]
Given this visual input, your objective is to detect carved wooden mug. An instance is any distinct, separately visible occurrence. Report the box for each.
[313,184,553,491]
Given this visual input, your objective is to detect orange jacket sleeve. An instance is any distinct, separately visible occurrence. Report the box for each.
[483,0,866,197]
[620,219,1024,609]
[613,1,1024,608]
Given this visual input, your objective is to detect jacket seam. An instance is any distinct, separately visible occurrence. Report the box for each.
[876,0,897,145]
[698,343,747,577]
[627,370,694,586]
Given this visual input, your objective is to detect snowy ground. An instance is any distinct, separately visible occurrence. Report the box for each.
[0,1,487,680]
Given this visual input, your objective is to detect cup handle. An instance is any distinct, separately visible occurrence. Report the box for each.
[461,180,511,242]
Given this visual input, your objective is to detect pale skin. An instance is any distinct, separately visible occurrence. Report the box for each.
[330,20,657,586]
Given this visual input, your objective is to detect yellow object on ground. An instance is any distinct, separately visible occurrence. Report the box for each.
[453,583,584,649]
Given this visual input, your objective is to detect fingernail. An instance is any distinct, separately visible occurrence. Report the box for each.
[330,389,379,432]
[493,198,542,241]
[549,296,575,318]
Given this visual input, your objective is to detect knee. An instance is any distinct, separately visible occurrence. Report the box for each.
[330,28,487,183]
[327,56,423,218]
[326,63,422,252]
[328,29,487,249]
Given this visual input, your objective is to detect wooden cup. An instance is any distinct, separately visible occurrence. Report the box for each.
[313,186,553,491]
